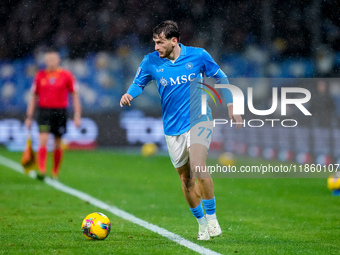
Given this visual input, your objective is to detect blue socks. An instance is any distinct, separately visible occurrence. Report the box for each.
[202,197,216,215]
[189,203,204,219]
[190,197,216,219]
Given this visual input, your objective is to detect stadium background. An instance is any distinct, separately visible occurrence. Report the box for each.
[1,1,340,254]
[0,0,340,162]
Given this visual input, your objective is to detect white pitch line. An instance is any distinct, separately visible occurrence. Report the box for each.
[0,154,222,255]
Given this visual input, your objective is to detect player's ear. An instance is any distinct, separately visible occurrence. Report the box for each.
[171,37,178,46]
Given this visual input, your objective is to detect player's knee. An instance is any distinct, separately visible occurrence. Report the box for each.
[54,137,62,148]
[190,161,205,174]
[197,177,212,185]
[180,174,195,190]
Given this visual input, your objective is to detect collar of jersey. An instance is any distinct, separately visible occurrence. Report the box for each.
[179,43,186,56]
[161,43,186,64]
[45,67,62,74]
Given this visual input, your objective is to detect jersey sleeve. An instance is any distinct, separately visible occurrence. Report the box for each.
[66,70,76,93]
[201,49,233,104]
[201,49,221,78]
[127,55,153,98]
[213,69,233,105]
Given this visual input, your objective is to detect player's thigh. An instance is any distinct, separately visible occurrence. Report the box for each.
[189,144,208,166]
[189,121,213,178]
[189,120,213,151]
[175,161,191,180]
[165,131,189,169]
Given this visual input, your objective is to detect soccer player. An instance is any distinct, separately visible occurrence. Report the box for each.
[25,50,81,180]
[120,21,242,240]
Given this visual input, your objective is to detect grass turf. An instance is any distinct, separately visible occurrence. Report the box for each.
[0,148,340,254]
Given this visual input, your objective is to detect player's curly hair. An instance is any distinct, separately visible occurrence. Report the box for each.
[153,20,180,41]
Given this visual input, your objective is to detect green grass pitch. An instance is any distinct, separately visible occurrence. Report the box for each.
[0,148,340,254]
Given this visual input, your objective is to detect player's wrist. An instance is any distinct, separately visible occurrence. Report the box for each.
[26,115,33,119]
[74,112,81,118]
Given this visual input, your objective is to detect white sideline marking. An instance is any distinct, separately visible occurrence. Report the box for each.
[0,155,222,255]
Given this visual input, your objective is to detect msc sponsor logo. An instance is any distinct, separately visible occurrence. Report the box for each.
[169,73,196,86]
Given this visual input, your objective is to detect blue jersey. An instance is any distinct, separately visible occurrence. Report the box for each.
[127,43,232,136]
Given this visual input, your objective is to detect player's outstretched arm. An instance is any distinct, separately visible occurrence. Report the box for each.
[228,104,243,129]
[120,94,133,107]
[72,92,82,128]
[25,93,38,130]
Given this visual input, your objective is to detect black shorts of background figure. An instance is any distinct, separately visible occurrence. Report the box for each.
[38,108,67,137]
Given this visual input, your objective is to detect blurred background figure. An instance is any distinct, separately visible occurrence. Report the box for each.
[0,0,339,165]
[25,50,81,180]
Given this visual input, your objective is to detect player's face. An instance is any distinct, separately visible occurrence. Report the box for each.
[153,33,175,59]
[45,52,60,70]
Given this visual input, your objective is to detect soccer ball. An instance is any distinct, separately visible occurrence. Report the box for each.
[141,143,158,157]
[82,212,111,240]
[218,152,235,166]
[327,172,340,191]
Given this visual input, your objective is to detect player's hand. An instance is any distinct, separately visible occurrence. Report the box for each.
[228,104,243,129]
[120,94,133,107]
[25,117,32,130]
[74,116,81,128]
